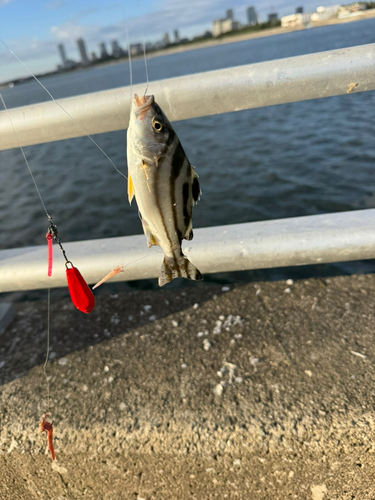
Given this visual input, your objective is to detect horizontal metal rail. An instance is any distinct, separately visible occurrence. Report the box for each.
[1,44,375,150]
[1,209,375,292]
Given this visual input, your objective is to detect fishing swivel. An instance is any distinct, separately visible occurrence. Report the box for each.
[46,216,70,265]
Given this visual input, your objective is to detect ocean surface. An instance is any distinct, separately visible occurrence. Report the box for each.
[1,18,375,286]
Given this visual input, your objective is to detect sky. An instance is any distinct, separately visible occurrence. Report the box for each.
[0,0,344,81]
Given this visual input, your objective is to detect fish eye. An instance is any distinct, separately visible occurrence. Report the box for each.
[153,120,163,132]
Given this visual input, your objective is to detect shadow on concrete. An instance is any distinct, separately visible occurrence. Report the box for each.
[0,280,225,386]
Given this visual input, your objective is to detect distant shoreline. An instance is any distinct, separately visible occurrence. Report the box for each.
[134,8,375,63]
[2,9,375,87]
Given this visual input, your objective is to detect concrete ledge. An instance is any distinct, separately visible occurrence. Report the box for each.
[1,274,375,498]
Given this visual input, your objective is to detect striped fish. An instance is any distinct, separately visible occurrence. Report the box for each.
[127,94,202,287]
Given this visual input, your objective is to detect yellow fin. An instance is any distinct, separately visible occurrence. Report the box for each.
[128,175,135,204]
[141,219,158,247]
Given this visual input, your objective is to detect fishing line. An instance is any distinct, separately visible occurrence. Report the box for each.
[0,91,71,266]
[125,24,133,107]
[43,287,51,410]
[0,92,51,218]
[0,38,128,181]
[0,90,54,412]
[143,42,149,97]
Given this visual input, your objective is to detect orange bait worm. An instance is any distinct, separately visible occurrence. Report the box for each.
[39,412,55,460]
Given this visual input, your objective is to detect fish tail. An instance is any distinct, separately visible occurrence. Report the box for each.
[159,253,203,287]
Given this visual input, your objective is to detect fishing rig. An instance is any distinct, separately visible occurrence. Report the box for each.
[0,40,131,460]
[0,92,95,315]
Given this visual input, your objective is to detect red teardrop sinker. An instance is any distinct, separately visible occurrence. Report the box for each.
[66,266,95,314]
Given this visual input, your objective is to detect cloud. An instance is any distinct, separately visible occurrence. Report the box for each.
[48,0,246,48]
[48,0,349,48]
[126,0,235,37]
[0,34,60,83]
[2,0,345,81]
[45,1,66,9]
[1,35,57,63]
[50,23,94,41]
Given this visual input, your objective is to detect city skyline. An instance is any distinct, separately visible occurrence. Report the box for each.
[0,0,355,82]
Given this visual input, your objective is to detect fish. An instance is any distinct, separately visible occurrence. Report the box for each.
[127,94,203,287]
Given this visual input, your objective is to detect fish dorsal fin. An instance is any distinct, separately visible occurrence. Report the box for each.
[128,174,135,204]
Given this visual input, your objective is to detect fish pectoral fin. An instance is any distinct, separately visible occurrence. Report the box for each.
[158,253,203,287]
[141,219,158,248]
[191,165,201,204]
[128,175,135,205]
[141,160,151,192]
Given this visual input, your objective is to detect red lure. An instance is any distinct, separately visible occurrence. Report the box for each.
[46,228,95,314]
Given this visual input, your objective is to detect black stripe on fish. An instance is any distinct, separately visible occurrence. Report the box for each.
[170,141,188,243]
[154,156,173,248]
[192,175,200,203]
[171,141,186,179]
[176,254,182,277]
[153,103,162,115]
[166,127,176,146]
[182,182,190,227]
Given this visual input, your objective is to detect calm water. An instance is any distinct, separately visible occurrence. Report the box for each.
[1,19,375,283]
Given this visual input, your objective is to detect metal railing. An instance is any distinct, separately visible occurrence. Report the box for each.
[0,44,375,291]
[1,44,375,150]
[0,210,375,292]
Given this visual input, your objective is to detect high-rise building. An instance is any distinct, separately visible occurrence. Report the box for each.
[130,43,143,56]
[268,12,278,22]
[163,32,170,46]
[212,18,240,37]
[111,40,122,57]
[213,9,241,37]
[58,43,68,67]
[296,6,303,14]
[246,6,258,25]
[76,38,89,65]
[99,42,109,59]
[212,19,222,37]
[174,29,180,43]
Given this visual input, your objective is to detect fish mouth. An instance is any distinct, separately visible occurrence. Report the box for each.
[133,94,154,120]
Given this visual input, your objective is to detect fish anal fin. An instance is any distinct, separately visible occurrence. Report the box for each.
[159,254,202,287]
[128,175,135,205]
[141,219,158,248]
